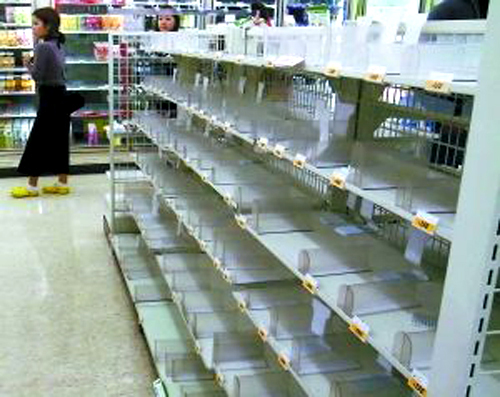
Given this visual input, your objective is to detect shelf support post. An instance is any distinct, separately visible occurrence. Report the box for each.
[429,2,500,396]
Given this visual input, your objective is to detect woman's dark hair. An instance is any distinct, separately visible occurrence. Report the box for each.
[157,6,181,32]
[251,2,272,21]
[33,7,66,46]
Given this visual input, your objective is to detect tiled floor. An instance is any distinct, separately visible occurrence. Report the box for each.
[0,175,155,396]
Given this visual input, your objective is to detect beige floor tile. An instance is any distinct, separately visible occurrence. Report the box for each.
[0,175,155,397]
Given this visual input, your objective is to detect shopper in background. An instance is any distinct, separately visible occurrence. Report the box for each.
[428,0,489,20]
[12,7,83,199]
[158,6,181,32]
[251,2,273,26]
[156,6,180,118]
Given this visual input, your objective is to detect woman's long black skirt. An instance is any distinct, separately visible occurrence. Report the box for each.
[18,85,71,176]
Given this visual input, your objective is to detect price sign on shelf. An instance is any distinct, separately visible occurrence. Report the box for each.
[235,214,247,229]
[256,137,269,151]
[213,257,222,269]
[258,327,268,342]
[425,72,453,94]
[293,153,307,169]
[412,211,439,235]
[330,168,349,190]
[324,62,342,78]
[302,274,318,295]
[278,354,290,370]
[408,370,428,397]
[215,373,224,386]
[237,299,247,312]
[273,144,286,159]
[364,65,387,84]
[349,316,370,343]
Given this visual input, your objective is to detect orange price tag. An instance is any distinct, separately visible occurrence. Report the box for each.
[363,65,386,83]
[258,327,268,342]
[349,316,370,343]
[302,274,318,294]
[412,211,439,235]
[408,371,428,397]
[278,354,290,370]
[293,153,307,169]
[425,72,453,94]
[324,62,341,78]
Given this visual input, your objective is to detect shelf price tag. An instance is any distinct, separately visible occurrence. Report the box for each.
[302,274,318,294]
[330,167,350,190]
[408,370,428,397]
[412,211,439,235]
[278,354,290,370]
[258,327,268,342]
[273,144,286,159]
[364,65,386,84]
[213,257,222,269]
[223,192,237,209]
[235,214,247,229]
[256,137,269,151]
[324,62,342,78]
[293,153,307,169]
[237,299,247,312]
[425,72,453,94]
[330,172,347,190]
[221,268,232,284]
[215,372,225,386]
[349,316,370,343]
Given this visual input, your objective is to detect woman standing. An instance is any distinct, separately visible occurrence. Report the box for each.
[12,8,82,198]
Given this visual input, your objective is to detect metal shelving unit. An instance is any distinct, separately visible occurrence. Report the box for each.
[0,0,33,150]
[106,5,500,396]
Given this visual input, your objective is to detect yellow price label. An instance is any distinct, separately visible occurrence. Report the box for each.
[302,274,318,295]
[349,323,368,343]
[363,66,386,84]
[215,373,224,385]
[278,354,290,370]
[425,79,451,94]
[324,62,341,78]
[408,372,428,397]
[412,211,439,235]
[235,214,247,229]
[349,317,370,343]
[237,300,247,312]
[293,153,306,169]
[330,172,347,190]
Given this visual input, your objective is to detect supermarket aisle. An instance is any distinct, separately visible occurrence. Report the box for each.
[0,175,155,396]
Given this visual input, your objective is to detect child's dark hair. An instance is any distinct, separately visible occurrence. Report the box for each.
[33,7,66,46]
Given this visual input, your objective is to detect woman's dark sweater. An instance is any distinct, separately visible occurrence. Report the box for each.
[27,39,66,87]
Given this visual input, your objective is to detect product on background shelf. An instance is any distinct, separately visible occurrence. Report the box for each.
[0,52,15,68]
[4,6,31,24]
[87,122,99,145]
[0,29,33,47]
[0,118,32,148]
[61,14,123,32]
